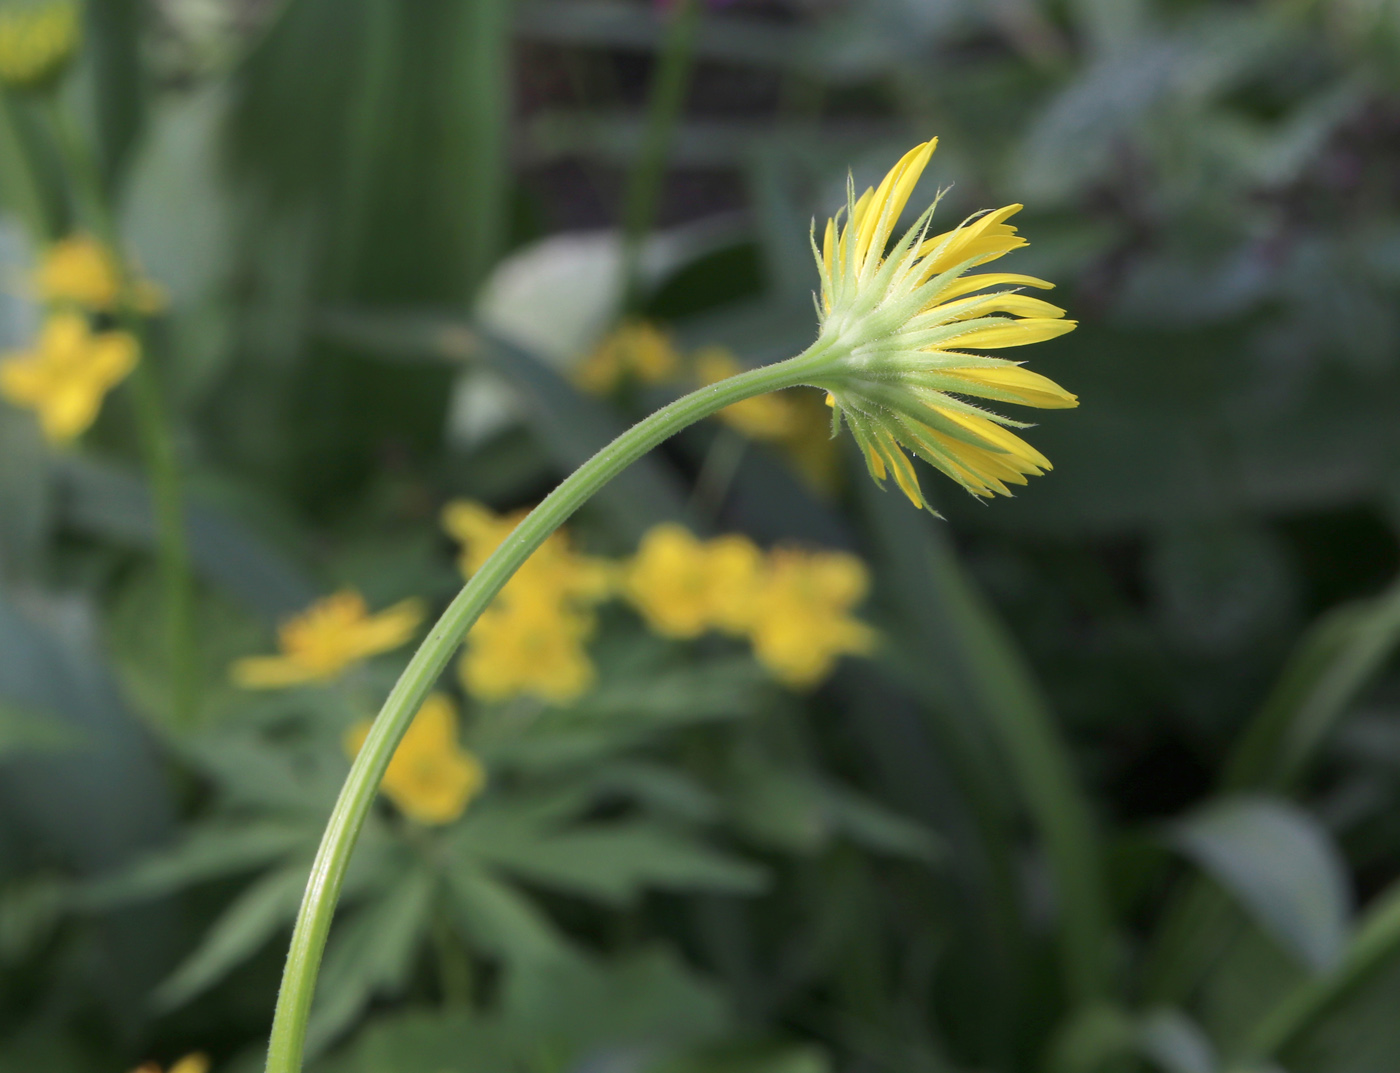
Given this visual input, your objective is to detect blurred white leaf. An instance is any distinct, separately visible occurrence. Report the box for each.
[1171,795,1352,973]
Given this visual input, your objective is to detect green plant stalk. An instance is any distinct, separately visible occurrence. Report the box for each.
[43,97,196,725]
[919,531,1111,1005]
[263,347,830,1073]
[619,0,702,308]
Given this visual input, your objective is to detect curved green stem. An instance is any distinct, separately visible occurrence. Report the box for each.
[263,349,826,1073]
[43,97,196,725]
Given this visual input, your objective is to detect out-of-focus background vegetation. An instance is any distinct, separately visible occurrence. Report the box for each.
[5,0,1400,1070]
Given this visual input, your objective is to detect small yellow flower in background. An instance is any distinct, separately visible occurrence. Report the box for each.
[693,347,798,441]
[231,590,424,689]
[460,595,597,704]
[810,138,1078,508]
[345,693,485,825]
[444,500,614,704]
[442,500,615,607]
[574,320,682,394]
[625,523,762,638]
[624,522,874,689]
[36,235,166,313]
[747,548,877,689]
[0,312,137,442]
[0,0,79,91]
[131,1054,210,1073]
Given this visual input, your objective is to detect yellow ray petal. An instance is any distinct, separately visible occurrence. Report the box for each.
[944,364,1078,409]
[950,294,1066,321]
[946,317,1077,349]
[937,272,1055,302]
[853,140,937,270]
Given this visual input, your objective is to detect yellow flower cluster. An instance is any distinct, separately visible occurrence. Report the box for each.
[344,693,485,825]
[131,1054,209,1073]
[625,524,876,688]
[444,501,614,704]
[0,0,78,91]
[0,237,165,443]
[445,504,875,697]
[231,590,424,689]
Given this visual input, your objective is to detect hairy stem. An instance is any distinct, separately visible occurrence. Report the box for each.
[263,350,824,1073]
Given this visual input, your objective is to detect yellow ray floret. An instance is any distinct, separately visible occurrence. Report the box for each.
[231,591,424,688]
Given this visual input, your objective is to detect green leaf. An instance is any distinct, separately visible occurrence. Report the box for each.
[305,863,436,1054]
[444,862,570,966]
[320,1011,515,1073]
[456,814,768,906]
[1171,796,1351,974]
[0,699,84,758]
[78,823,311,909]
[1246,878,1400,1064]
[855,470,1112,1006]
[52,456,316,621]
[1225,577,1400,793]
[502,946,734,1059]
[153,862,310,1009]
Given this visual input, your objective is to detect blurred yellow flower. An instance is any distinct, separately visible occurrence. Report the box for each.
[442,499,615,605]
[747,548,877,689]
[460,595,597,704]
[131,1054,210,1073]
[574,320,681,394]
[0,0,78,91]
[693,347,798,441]
[345,693,485,825]
[811,138,1078,507]
[36,235,166,313]
[625,523,762,638]
[444,500,614,704]
[231,591,424,689]
[0,312,137,442]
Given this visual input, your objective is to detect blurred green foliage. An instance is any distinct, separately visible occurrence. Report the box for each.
[4,1,1400,1072]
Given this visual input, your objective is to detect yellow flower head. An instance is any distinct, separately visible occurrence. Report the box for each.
[694,347,798,441]
[131,1054,210,1073]
[625,523,762,638]
[444,500,612,705]
[460,595,596,704]
[0,0,78,91]
[345,694,485,825]
[747,547,877,689]
[0,312,137,442]
[810,139,1078,508]
[442,500,615,607]
[575,320,682,394]
[231,590,425,689]
[36,235,166,313]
